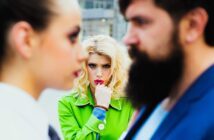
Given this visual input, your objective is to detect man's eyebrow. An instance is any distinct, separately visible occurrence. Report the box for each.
[125,15,142,22]
[131,16,143,21]
[128,15,152,25]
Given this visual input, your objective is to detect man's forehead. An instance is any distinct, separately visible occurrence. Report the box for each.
[125,0,157,21]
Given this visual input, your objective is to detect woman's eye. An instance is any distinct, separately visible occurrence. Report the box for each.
[88,64,96,69]
[68,32,78,44]
[103,64,111,69]
[67,27,80,44]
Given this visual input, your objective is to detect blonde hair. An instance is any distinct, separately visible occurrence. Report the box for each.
[74,35,131,98]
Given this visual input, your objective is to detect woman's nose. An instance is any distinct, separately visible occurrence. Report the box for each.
[96,68,102,78]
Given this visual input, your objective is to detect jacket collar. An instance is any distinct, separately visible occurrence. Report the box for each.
[0,83,49,137]
[152,64,214,139]
[74,86,122,111]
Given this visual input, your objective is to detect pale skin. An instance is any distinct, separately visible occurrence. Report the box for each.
[124,0,214,110]
[87,53,112,109]
[0,0,87,99]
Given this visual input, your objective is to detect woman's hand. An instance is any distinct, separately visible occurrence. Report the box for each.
[95,85,112,109]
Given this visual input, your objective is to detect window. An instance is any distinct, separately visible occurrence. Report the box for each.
[85,0,93,9]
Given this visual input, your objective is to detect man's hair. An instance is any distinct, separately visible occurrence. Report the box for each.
[0,0,54,66]
[119,0,214,46]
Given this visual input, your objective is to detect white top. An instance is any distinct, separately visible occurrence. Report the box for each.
[134,104,169,140]
[0,83,50,140]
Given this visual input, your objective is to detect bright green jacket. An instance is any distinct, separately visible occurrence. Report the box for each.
[58,88,134,140]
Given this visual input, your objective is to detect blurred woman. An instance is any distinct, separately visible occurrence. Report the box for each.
[0,0,87,139]
[58,35,134,140]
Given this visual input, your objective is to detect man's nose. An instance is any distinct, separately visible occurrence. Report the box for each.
[123,27,138,47]
[123,33,132,46]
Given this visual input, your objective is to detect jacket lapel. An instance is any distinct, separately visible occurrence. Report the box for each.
[152,64,214,139]
[74,87,95,106]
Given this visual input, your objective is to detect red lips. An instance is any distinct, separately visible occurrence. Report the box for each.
[94,80,104,85]
[73,70,81,77]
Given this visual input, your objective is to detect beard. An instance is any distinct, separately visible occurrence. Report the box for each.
[126,32,183,109]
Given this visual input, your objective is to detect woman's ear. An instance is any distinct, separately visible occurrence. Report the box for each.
[8,21,36,59]
[179,7,208,44]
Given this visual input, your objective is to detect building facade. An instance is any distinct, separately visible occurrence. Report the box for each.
[79,0,127,41]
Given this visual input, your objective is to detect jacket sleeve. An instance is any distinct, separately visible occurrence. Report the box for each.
[58,98,106,140]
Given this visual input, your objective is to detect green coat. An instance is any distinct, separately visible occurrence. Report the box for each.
[58,88,134,140]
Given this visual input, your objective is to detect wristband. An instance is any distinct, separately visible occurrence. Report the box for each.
[94,105,108,111]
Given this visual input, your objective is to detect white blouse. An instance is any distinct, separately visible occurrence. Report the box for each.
[0,83,50,140]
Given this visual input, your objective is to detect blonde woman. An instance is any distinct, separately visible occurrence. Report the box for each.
[58,35,134,140]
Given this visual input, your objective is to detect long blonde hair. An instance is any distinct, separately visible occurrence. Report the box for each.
[74,35,131,98]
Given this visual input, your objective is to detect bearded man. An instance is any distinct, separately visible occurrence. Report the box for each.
[119,0,214,139]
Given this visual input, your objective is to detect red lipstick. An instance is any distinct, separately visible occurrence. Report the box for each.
[94,80,104,85]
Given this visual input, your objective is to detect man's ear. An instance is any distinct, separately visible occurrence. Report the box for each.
[8,21,36,59]
[179,7,208,44]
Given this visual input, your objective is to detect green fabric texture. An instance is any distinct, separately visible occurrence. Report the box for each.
[58,87,134,140]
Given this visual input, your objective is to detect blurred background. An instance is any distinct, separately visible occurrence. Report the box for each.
[79,0,126,41]
[38,0,127,139]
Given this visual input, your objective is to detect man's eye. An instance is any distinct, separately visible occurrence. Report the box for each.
[103,64,111,69]
[88,64,96,69]
[133,17,151,27]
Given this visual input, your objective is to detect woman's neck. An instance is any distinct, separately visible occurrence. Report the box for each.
[1,66,42,100]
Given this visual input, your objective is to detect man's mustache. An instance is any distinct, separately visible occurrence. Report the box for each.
[128,45,143,60]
